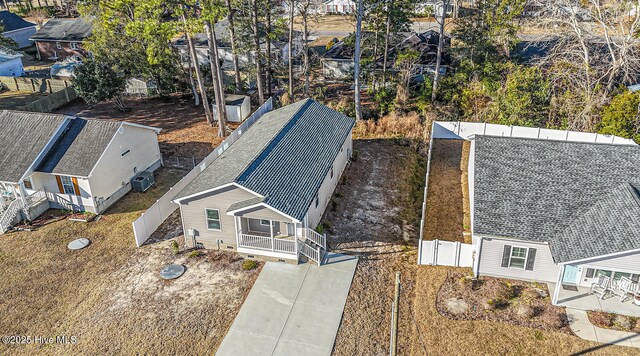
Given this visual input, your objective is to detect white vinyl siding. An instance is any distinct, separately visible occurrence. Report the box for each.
[476,236,560,282]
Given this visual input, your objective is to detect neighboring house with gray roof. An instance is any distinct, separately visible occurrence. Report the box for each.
[0,10,36,48]
[0,110,161,233]
[430,121,640,314]
[173,99,355,265]
[30,18,92,60]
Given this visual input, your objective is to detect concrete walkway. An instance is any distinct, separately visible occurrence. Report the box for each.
[567,308,640,349]
[216,253,358,356]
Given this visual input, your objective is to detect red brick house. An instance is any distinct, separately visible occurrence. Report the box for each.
[30,18,92,61]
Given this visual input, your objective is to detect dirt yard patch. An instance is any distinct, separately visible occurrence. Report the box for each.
[323,139,426,355]
[436,271,572,334]
[423,139,471,243]
[0,167,259,354]
[55,94,232,162]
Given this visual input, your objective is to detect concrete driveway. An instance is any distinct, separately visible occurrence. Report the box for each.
[216,253,358,356]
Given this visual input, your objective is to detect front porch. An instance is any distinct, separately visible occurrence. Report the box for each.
[233,216,326,264]
[548,283,640,317]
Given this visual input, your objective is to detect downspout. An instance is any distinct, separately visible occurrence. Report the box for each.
[473,236,483,278]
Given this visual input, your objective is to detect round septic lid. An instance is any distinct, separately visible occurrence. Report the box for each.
[68,238,91,250]
[160,264,185,280]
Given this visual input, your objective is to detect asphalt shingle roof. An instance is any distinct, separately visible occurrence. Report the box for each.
[0,11,35,33]
[36,118,121,177]
[473,135,640,262]
[30,18,92,41]
[176,99,355,221]
[0,111,67,183]
[556,183,640,263]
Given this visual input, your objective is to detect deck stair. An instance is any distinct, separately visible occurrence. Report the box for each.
[300,228,327,265]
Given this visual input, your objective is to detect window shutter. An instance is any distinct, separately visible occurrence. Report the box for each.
[71,177,80,196]
[501,245,512,268]
[525,248,537,271]
[55,176,64,194]
[585,268,595,278]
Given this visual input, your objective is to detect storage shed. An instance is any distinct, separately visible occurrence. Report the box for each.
[213,94,251,123]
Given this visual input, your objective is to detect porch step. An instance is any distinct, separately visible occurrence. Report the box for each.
[300,240,325,266]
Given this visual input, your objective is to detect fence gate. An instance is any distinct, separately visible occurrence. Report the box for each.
[418,239,475,267]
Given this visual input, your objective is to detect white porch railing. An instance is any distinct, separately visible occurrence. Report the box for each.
[0,198,24,234]
[25,189,47,207]
[300,241,323,265]
[238,233,298,254]
[305,228,326,249]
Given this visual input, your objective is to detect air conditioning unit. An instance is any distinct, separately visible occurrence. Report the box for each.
[131,171,155,192]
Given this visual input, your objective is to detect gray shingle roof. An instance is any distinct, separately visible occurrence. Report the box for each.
[227,197,265,213]
[0,10,35,33]
[0,111,67,183]
[556,183,640,263]
[36,118,121,177]
[473,135,640,262]
[30,18,92,41]
[176,99,355,221]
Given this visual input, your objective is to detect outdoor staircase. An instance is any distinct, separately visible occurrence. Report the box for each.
[300,228,327,265]
[0,190,47,235]
[0,199,25,234]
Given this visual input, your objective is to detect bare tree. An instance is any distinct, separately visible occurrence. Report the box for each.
[288,0,295,100]
[298,0,315,96]
[381,0,394,79]
[538,0,640,130]
[266,0,273,96]
[183,14,215,125]
[205,20,227,137]
[354,0,364,120]
[252,0,265,104]
[224,0,242,92]
[432,0,448,102]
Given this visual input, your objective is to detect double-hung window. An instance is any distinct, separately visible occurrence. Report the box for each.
[509,247,528,269]
[205,209,221,230]
[60,176,76,195]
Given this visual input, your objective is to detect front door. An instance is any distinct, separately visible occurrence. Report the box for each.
[562,265,581,285]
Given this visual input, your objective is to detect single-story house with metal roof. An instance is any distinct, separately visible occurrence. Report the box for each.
[0,46,24,77]
[0,110,162,234]
[0,10,36,48]
[30,18,92,61]
[173,99,355,265]
[436,123,640,316]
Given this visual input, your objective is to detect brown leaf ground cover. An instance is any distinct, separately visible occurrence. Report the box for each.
[423,139,471,243]
[0,168,260,354]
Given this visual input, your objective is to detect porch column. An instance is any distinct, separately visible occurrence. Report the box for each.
[552,264,565,305]
[18,181,27,206]
[234,216,240,246]
[269,220,274,251]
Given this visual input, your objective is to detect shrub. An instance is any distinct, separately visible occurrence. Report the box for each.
[351,149,359,162]
[171,240,179,255]
[534,330,544,340]
[242,260,258,270]
[188,250,201,258]
[315,224,325,234]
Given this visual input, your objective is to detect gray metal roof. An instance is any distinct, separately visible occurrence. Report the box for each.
[473,135,640,262]
[36,118,121,177]
[0,111,67,183]
[176,99,355,221]
[30,18,92,41]
[0,10,35,33]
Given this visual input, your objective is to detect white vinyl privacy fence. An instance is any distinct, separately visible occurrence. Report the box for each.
[432,121,636,145]
[419,239,475,267]
[132,98,274,247]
